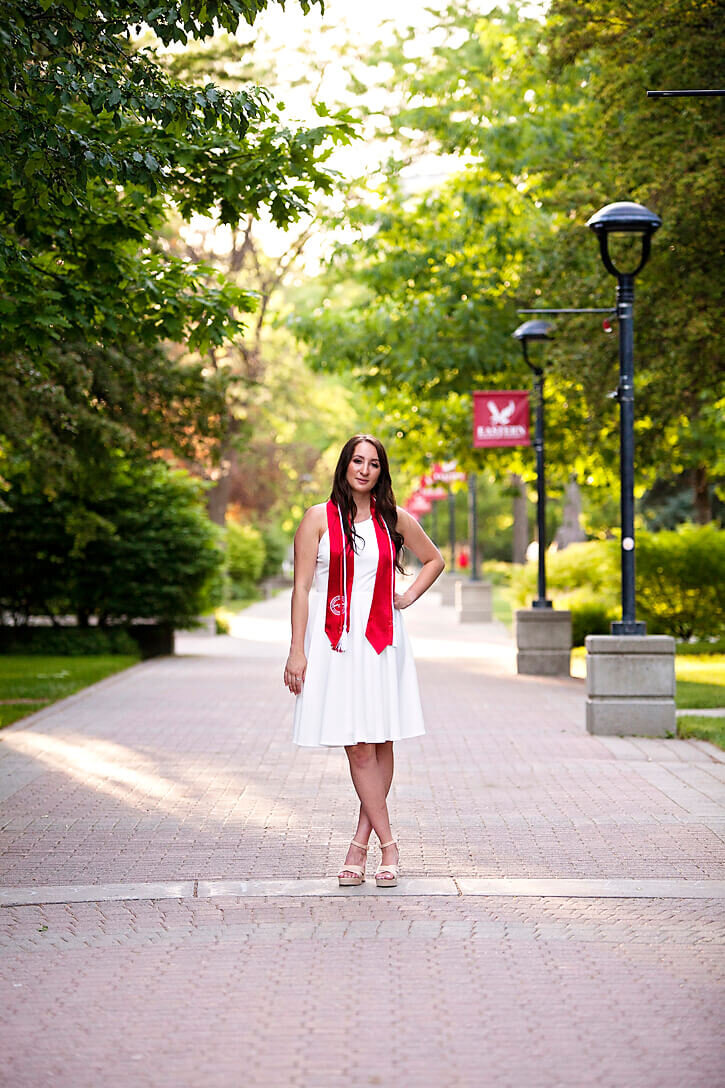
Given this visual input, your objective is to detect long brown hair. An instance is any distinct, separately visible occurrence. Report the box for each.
[330,435,405,573]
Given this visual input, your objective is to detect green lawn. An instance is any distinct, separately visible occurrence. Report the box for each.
[677,715,725,750]
[675,639,725,655]
[674,657,725,709]
[0,655,140,729]
[0,702,52,728]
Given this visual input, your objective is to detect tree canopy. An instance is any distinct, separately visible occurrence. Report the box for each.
[0,0,355,491]
[290,0,724,518]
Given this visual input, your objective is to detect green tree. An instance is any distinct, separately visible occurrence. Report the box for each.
[159,26,368,527]
[290,1,723,520]
[289,5,593,497]
[174,210,361,527]
[225,520,265,596]
[535,0,725,521]
[0,0,355,489]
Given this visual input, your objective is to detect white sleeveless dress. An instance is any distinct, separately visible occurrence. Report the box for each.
[292,517,425,747]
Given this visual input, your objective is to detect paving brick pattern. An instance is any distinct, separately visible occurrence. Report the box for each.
[1,595,723,887]
[1,591,724,1086]
[2,895,723,1087]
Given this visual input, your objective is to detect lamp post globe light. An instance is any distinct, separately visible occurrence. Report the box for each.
[586,200,662,636]
[583,200,675,739]
[512,319,553,609]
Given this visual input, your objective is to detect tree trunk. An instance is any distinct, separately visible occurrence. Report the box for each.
[206,420,240,526]
[555,475,587,550]
[511,474,528,564]
[207,461,235,527]
[691,465,711,525]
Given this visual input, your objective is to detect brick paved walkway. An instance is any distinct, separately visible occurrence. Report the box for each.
[1,590,724,1087]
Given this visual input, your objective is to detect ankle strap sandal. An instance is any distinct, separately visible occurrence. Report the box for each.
[338,839,369,887]
[375,839,399,888]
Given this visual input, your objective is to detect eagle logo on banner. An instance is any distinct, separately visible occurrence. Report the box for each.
[487,400,516,426]
[473,391,531,448]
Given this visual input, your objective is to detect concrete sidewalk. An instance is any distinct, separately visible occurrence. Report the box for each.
[1,589,724,1087]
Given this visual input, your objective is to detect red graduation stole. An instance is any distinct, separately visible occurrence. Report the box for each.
[324,498,395,655]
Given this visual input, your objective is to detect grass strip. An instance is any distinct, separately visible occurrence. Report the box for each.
[677,715,725,751]
[675,657,725,708]
[0,702,52,728]
[0,655,139,729]
[676,680,725,709]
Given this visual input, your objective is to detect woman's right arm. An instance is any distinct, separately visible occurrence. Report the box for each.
[284,506,323,695]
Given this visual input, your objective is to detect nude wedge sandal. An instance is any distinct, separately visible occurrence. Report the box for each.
[338,839,369,887]
[375,839,399,888]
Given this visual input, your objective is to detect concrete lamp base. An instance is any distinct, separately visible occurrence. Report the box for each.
[585,634,676,737]
[437,572,460,606]
[515,609,572,676]
[455,580,493,623]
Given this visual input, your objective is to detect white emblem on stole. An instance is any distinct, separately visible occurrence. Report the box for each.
[329,595,345,616]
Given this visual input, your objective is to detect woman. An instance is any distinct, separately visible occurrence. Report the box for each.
[284,435,444,888]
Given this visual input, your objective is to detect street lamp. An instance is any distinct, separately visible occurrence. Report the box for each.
[468,471,479,582]
[513,319,553,609]
[586,200,662,635]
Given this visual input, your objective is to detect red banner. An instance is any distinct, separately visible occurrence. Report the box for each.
[473,391,530,448]
[431,461,467,483]
[406,492,432,516]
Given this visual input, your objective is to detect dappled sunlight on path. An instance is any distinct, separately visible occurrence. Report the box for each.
[0,728,297,837]
[2,731,181,804]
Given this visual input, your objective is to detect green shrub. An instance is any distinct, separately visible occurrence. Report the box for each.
[482,560,513,586]
[636,524,725,640]
[569,600,614,646]
[511,540,619,610]
[511,540,619,644]
[0,457,224,629]
[509,526,725,643]
[226,521,266,597]
[214,609,231,635]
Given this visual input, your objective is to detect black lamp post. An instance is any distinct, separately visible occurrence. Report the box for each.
[512,319,553,609]
[448,488,456,571]
[468,471,479,581]
[586,200,662,636]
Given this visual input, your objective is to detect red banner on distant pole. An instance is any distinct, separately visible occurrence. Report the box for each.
[406,492,432,517]
[431,461,467,483]
[473,391,531,448]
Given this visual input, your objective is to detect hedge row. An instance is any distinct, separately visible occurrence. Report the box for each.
[511,524,724,644]
[1,454,290,637]
[0,624,173,659]
[0,459,222,629]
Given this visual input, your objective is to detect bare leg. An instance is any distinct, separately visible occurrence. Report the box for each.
[354,741,394,844]
[340,742,398,880]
